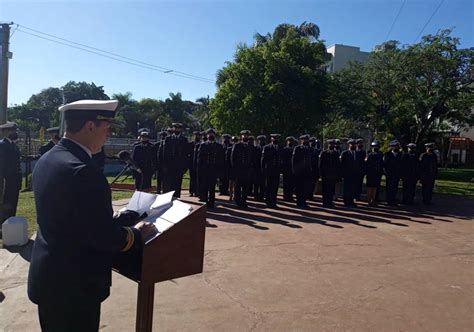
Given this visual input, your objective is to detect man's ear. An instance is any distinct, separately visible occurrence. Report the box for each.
[85,120,96,132]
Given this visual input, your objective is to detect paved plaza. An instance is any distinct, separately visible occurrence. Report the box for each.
[1,193,473,331]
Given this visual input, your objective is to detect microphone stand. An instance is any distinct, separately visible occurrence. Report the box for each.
[110,163,132,186]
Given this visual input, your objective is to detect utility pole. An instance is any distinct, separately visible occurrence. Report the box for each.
[0,23,13,125]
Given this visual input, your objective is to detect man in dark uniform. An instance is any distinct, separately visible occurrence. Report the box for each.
[401,143,419,205]
[354,138,366,200]
[197,129,224,208]
[39,127,60,156]
[334,139,343,199]
[419,143,438,205]
[365,140,384,206]
[218,134,232,196]
[384,140,403,206]
[0,122,22,225]
[28,100,156,332]
[227,136,239,201]
[131,130,156,191]
[308,137,321,200]
[282,136,296,202]
[155,131,167,194]
[253,135,266,201]
[160,123,189,198]
[189,131,202,197]
[231,130,254,208]
[340,139,364,207]
[292,134,312,208]
[261,134,282,208]
[319,139,341,208]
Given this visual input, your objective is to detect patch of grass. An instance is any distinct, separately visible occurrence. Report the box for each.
[438,168,474,182]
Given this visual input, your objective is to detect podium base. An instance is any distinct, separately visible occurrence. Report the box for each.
[136,282,155,332]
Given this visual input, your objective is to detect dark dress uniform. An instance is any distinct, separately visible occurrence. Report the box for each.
[131,141,156,190]
[419,152,438,205]
[226,142,236,200]
[189,137,201,197]
[28,138,142,332]
[261,142,282,207]
[355,148,367,200]
[365,150,384,205]
[401,149,419,205]
[0,137,22,223]
[309,147,321,199]
[319,148,341,207]
[384,149,403,205]
[91,147,106,173]
[292,142,312,207]
[155,135,167,194]
[38,140,56,156]
[340,147,364,206]
[218,137,231,195]
[197,140,224,207]
[253,142,266,201]
[161,133,189,198]
[231,142,254,207]
[282,143,296,201]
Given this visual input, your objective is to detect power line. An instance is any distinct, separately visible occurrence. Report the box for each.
[413,0,445,43]
[15,24,215,84]
[385,0,407,41]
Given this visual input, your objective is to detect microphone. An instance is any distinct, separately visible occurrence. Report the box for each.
[117,150,142,173]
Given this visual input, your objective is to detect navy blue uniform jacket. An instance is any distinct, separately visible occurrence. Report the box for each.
[28,138,139,306]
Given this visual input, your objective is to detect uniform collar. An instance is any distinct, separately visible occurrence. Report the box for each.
[62,137,92,158]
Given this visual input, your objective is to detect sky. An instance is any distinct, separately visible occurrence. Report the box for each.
[1,0,472,106]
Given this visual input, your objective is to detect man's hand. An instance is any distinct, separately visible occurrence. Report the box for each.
[134,221,158,244]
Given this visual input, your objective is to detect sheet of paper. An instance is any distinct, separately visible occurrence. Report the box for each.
[151,191,174,209]
[158,200,193,224]
[126,191,157,215]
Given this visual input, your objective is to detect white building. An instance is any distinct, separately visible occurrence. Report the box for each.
[324,44,370,73]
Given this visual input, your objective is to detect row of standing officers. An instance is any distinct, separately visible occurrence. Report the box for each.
[130,123,438,210]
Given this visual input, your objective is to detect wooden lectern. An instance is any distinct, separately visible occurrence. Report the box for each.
[113,200,207,332]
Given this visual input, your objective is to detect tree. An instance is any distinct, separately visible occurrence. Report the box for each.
[328,29,473,145]
[211,22,330,137]
[395,29,473,143]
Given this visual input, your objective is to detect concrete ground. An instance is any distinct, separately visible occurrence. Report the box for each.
[1,193,473,332]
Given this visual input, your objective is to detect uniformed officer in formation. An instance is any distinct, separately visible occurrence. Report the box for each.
[131,129,156,191]
[282,136,296,202]
[155,130,168,194]
[365,140,384,206]
[0,122,22,225]
[218,134,232,196]
[231,130,254,208]
[355,138,366,200]
[261,134,282,208]
[401,143,419,205]
[319,139,341,208]
[340,139,364,207]
[196,129,224,208]
[309,137,321,200]
[253,135,267,201]
[39,126,60,156]
[227,135,239,201]
[292,134,312,208]
[419,143,438,205]
[384,140,403,206]
[160,122,189,198]
[189,131,202,197]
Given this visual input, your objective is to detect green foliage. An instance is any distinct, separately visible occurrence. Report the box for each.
[331,29,474,144]
[211,22,330,137]
[8,81,109,129]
